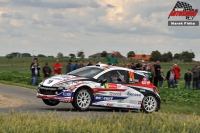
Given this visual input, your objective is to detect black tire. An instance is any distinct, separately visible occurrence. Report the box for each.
[71,102,76,109]
[142,95,157,113]
[42,99,60,106]
[72,88,93,111]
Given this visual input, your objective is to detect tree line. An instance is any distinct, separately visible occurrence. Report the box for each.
[5,50,195,62]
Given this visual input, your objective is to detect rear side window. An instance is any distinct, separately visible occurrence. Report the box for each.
[133,73,144,83]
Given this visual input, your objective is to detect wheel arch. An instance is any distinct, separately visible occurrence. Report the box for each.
[73,85,93,98]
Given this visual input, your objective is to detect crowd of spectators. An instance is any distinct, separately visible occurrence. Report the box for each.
[30,55,200,90]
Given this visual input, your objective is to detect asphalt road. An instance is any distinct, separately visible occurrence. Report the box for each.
[0,84,137,117]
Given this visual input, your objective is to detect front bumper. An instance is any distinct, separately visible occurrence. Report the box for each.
[37,93,73,102]
[37,85,74,102]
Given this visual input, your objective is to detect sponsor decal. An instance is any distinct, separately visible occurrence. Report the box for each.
[107,103,114,106]
[127,105,130,108]
[110,92,121,96]
[108,84,117,88]
[140,89,145,92]
[117,100,123,103]
[130,100,137,104]
[117,84,122,88]
[142,81,150,85]
[63,92,71,97]
[95,96,113,101]
[127,91,141,97]
[138,101,142,105]
[54,97,71,101]
[104,83,109,88]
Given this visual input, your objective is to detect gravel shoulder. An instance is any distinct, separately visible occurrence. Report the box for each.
[0,93,27,108]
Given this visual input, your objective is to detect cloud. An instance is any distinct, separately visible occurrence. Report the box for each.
[1,13,12,18]
[13,12,24,19]
[52,12,64,19]
[89,1,101,8]
[106,4,115,8]
[0,0,200,60]
[32,14,39,21]
[62,33,75,38]
[21,40,29,45]
[10,19,21,27]
[8,0,87,9]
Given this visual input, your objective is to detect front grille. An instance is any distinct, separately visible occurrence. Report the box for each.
[39,90,63,95]
[39,85,58,90]
[38,86,63,95]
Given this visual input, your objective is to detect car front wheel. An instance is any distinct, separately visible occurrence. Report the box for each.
[42,99,60,106]
[72,89,92,111]
[142,95,157,113]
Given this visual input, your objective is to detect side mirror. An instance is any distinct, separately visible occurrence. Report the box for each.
[100,79,107,86]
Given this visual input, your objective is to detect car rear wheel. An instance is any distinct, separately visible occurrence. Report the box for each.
[142,95,157,113]
[42,99,60,106]
[72,89,92,111]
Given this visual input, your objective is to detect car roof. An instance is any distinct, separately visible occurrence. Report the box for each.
[87,63,145,76]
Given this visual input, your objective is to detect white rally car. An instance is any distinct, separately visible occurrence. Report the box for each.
[37,63,161,113]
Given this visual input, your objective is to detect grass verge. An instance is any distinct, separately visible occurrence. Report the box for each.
[160,103,200,115]
[0,80,37,90]
[0,110,200,133]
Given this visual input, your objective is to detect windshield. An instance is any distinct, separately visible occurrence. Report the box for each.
[67,67,104,78]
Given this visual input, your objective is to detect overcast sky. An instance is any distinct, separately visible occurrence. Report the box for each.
[0,0,200,60]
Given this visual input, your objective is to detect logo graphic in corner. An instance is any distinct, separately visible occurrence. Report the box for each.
[168,1,199,26]
[168,1,198,20]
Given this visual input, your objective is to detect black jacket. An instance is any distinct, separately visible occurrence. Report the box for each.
[30,62,41,77]
[66,63,72,73]
[42,66,52,78]
[135,63,142,70]
[184,73,192,81]
[154,64,161,76]
[166,70,176,80]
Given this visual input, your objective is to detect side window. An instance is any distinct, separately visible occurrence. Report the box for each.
[128,71,143,84]
[97,72,112,83]
[133,73,143,83]
[110,70,128,83]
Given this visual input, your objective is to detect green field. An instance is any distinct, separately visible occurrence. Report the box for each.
[0,57,195,76]
[0,57,199,115]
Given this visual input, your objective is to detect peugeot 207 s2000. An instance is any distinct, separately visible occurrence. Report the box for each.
[37,63,161,113]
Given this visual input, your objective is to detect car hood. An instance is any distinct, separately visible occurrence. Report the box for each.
[41,74,88,87]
